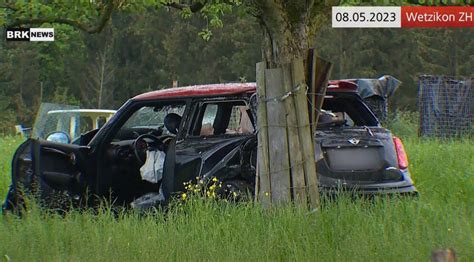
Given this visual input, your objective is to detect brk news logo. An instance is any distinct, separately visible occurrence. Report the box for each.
[6,28,54,42]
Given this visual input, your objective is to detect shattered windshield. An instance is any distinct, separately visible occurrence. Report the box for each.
[112,103,186,141]
[122,104,185,130]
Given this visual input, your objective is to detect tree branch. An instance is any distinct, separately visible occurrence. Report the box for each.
[164,0,208,13]
[0,2,18,11]
[6,0,116,34]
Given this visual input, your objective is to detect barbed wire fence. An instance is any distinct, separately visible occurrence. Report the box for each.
[418,75,473,138]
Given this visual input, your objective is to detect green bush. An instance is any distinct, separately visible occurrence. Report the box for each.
[385,110,419,140]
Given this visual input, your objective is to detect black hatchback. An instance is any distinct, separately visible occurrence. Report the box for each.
[3,82,417,212]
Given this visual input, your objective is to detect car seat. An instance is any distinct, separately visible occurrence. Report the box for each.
[163,113,182,135]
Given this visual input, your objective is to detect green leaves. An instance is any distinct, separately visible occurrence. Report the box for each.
[198,28,213,41]
[209,16,223,28]
[180,7,193,19]
[1,0,241,41]
[0,11,6,27]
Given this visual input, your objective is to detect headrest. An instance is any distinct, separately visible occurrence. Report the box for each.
[163,113,182,135]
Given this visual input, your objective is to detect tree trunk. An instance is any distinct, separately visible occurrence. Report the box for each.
[98,50,106,109]
[259,4,311,68]
[254,1,319,208]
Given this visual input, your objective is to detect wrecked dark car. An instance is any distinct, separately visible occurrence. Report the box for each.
[2,82,417,212]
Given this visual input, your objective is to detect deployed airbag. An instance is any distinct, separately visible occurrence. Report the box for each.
[139,150,165,183]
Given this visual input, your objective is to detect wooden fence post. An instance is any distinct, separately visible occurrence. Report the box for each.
[291,58,319,208]
[281,63,306,204]
[264,68,291,205]
[256,62,271,208]
[306,50,333,134]
[255,54,332,208]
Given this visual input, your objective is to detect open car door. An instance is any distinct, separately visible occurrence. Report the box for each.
[3,139,94,212]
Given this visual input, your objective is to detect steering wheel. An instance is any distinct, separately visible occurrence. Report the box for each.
[132,134,165,165]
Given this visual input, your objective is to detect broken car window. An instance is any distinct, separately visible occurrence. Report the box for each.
[114,103,186,141]
[194,101,255,137]
[318,110,355,127]
[318,95,378,127]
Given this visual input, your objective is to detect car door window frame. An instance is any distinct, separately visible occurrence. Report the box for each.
[186,97,255,138]
[90,99,192,149]
[91,98,191,194]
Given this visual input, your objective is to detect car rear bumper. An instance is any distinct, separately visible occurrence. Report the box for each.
[318,185,418,196]
[317,169,418,196]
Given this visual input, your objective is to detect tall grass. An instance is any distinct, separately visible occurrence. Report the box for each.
[0,134,473,261]
[0,136,23,201]
[385,110,419,139]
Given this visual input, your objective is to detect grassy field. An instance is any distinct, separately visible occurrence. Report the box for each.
[0,134,472,261]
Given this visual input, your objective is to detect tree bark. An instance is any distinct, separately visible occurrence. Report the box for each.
[257,1,311,68]
[254,0,322,207]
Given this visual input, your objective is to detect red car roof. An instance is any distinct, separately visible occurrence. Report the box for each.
[133,83,257,101]
[132,81,357,101]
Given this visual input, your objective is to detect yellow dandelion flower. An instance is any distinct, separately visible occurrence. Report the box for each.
[212,177,218,182]
[181,193,187,200]
[210,192,216,198]
[264,192,269,196]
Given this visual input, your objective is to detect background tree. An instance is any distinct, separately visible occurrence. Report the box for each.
[0,1,471,125]
[1,0,340,206]
[1,0,472,204]
[84,37,116,109]
[0,4,262,131]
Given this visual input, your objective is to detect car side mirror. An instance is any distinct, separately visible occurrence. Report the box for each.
[46,131,71,144]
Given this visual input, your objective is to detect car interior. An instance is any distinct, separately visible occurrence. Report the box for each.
[97,99,256,204]
[318,94,379,127]
[97,102,186,203]
[190,100,255,137]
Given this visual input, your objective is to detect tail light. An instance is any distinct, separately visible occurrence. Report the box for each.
[393,136,408,170]
[327,80,358,91]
